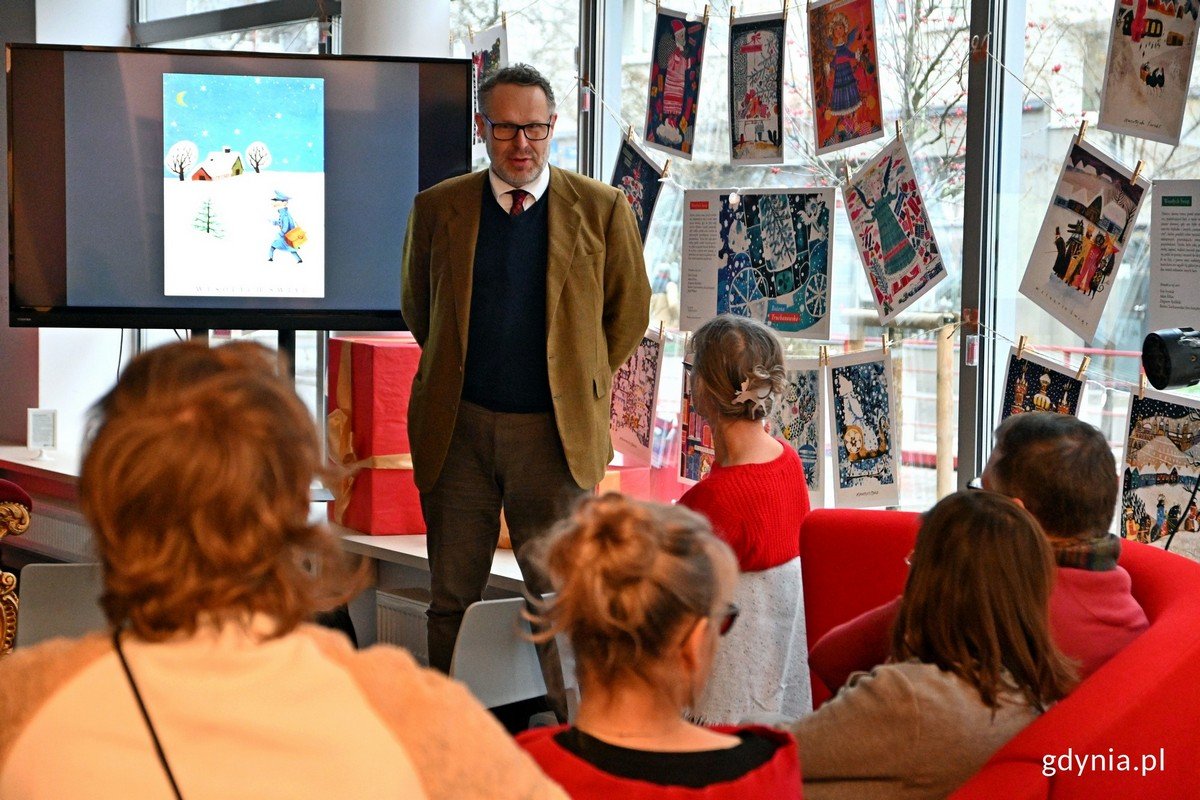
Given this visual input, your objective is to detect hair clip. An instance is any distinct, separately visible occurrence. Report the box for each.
[732,368,773,415]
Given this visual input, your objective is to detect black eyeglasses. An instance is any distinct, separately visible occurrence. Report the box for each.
[482,115,553,141]
[718,603,740,637]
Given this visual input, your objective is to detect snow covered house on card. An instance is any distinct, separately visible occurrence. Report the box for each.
[192,146,245,180]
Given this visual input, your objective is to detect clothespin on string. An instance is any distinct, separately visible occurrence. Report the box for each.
[1132,160,1145,184]
[730,5,737,25]
[703,4,711,27]
[658,321,665,341]
[1075,356,1091,382]
[501,11,507,29]
[662,159,672,179]
[819,345,829,368]
[1016,334,1028,360]
[895,119,902,141]
[782,0,789,24]
[1139,372,1146,400]
[1077,118,1088,142]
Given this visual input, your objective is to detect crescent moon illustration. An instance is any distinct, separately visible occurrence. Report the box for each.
[176,91,188,107]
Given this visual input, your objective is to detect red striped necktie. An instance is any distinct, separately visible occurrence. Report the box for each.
[509,189,529,216]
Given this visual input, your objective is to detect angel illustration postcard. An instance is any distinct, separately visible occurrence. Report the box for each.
[808,0,884,155]
[845,136,945,324]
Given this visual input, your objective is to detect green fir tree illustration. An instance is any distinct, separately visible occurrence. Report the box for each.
[192,198,226,238]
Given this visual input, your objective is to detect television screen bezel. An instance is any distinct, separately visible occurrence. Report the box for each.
[7,42,472,330]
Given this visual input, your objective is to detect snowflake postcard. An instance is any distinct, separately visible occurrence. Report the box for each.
[827,349,898,508]
[1121,387,1200,549]
[1098,0,1199,145]
[767,357,827,507]
[999,345,1083,423]
[729,12,785,165]
[680,188,835,339]
[1018,135,1149,343]
[609,136,665,243]
[643,7,707,161]
[808,0,884,156]
[162,72,325,298]
[611,326,665,464]
[845,136,945,324]
[470,23,509,159]
[679,356,716,485]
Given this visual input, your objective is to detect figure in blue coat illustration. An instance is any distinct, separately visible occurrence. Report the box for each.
[268,190,303,263]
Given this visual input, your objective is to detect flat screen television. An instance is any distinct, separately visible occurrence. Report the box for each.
[8,43,471,329]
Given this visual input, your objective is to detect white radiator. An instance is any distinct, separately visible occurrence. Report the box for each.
[375,586,431,666]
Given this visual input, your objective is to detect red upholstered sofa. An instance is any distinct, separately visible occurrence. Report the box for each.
[799,508,1200,798]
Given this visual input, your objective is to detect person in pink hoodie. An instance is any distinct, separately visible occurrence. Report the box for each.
[810,412,1149,698]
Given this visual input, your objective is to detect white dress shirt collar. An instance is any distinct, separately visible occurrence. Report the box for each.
[488,166,551,213]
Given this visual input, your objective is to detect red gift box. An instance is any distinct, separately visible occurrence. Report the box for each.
[327,335,425,535]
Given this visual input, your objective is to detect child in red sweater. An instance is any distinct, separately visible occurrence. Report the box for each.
[678,315,812,722]
[517,495,801,798]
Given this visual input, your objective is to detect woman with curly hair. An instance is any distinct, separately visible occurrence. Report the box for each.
[0,340,563,800]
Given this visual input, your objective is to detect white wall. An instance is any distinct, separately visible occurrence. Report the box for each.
[37,0,130,46]
[341,0,450,57]
[29,0,131,453]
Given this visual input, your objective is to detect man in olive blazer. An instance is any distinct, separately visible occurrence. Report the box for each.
[401,65,650,690]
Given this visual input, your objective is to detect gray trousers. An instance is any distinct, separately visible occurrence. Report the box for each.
[420,400,587,718]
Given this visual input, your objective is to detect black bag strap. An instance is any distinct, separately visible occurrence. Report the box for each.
[113,628,184,800]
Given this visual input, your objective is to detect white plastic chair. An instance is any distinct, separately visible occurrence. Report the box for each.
[449,596,546,708]
[15,563,106,649]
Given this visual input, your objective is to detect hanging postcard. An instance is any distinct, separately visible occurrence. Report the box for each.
[470,23,509,159]
[729,12,785,164]
[767,357,827,508]
[1018,136,1149,343]
[1097,0,1199,146]
[1149,180,1200,331]
[845,136,945,324]
[680,188,835,339]
[999,345,1083,422]
[679,356,716,485]
[808,0,884,155]
[610,136,665,243]
[827,349,899,508]
[643,7,708,161]
[1120,387,1200,549]
[611,326,665,464]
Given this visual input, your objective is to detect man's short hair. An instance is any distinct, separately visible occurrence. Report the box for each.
[987,413,1118,538]
[478,63,556,116]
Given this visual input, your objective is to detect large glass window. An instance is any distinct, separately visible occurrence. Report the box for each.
[617,0,970,509]
[998,1,1200,559]
[140,0,276,22]
[451,1,582,172]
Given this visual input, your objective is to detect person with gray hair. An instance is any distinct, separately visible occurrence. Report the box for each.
[678,314,813,723]
[401,63,650,719]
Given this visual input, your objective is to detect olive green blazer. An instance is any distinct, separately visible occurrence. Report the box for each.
[401,168,650,492]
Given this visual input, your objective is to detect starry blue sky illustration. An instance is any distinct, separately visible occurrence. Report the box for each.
[163,73,324,174]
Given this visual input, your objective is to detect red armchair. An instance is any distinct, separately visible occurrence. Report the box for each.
[799,508,919,708]
[799,508,1200,797]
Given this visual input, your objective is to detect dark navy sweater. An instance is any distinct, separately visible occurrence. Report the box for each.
[461,183,552,413]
